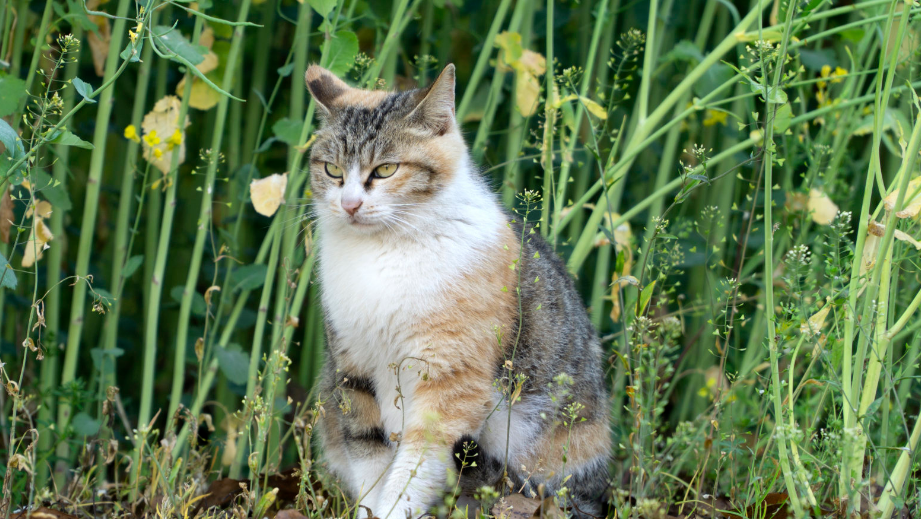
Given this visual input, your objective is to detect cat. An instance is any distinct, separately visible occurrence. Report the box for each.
[305,63,611,519]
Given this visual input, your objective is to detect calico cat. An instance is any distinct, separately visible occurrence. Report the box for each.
[305,64,611,519]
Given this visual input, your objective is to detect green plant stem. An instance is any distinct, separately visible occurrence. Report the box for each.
[168,0,254,421]
[876,411,921,519]
[564,0,772,267]
[548,0,609,246]
[132,14,206,500]
[14,0,53,123]
[454,0,513,122]
[100,8,160,389]
[36,24,84,490]
[500,0,536,206]
[55,0,132,470]
[470,0,529,163]
[761,0,803,510]
[360,0,422,86]
[840,0,912,503]
[539,0,554,236]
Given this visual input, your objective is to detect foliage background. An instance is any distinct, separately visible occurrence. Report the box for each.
[0,0,919,516]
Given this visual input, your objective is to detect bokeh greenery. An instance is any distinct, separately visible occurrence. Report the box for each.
[0,0,919,517]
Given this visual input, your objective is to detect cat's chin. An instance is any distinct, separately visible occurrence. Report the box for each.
[339,216,383,233]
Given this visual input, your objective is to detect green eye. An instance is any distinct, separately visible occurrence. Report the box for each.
[373,163,399,178]
[324,162,343,178]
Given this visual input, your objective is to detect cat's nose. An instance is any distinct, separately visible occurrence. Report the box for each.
[341,197,363,216]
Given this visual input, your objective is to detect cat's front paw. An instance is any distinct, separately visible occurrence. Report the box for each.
[374,493,423,519]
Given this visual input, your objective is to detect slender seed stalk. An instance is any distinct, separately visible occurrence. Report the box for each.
[36,25,83,491]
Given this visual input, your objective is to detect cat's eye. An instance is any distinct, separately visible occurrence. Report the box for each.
[373,163,399,178]
[324,162,343,178]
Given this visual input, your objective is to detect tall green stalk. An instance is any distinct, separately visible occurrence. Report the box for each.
[36,24,84,491]
[100,8,160,390]
[168,0,255,421]
[133,15,205,498]
[56,0,132,463]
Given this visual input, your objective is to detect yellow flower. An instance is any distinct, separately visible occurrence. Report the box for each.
[832,66,847,84]
[166,129,182,151]
[153,148,163,158]
[143,130,160,147]
[124,125,140,143]
[818,64,831,88]
[703,109,728,127]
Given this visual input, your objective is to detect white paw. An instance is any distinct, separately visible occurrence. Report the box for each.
[375,493,420,519]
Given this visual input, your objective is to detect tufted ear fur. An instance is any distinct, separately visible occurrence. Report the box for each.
[304,64,352,116]
[405,64,456,136]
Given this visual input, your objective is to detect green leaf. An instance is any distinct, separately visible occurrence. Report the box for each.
[121,40,144,63]
[308,0,338,17]
[0,251,17,290]
[749,80,787,104]
[72,412,100,437]
[51,130,94,149]
[326,31,359,77]
[91,289,116,307]
[28,170,72,211]
[0,75,27,117]
[0,118,26,183]
[693,63,733,100]
[122,255,144,278]
[154,25,206,65]
[90,347,124,370]
[638,280,656,316]
[772,103,793,133]
[64,0,98,32]
[277,63,295,78]
[230,264,268,293]
[170,286,208,316]
[661,40,704,64]
[215,345,249,385]
[71,78,96,104]
[272,117,302,146]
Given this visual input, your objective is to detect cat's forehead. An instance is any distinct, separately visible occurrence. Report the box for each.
[315,90,422,159]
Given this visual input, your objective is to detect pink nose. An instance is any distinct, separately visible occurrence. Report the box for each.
[342,198,362,216]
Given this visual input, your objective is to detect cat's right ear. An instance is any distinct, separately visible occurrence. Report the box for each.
[305,65,350,116]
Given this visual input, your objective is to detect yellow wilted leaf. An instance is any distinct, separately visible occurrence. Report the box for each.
[142,96,190,174]
[801,298,831,336]
[807,188,838,225]
[579,96,608,120]
[26,200,52,219]
[86,15,111,77]
[604,213,634,323]
[495,32,546,117]
[22,217,53,268]
[883,177,921,219]
[176,50,221,110]
[250,173,288,217]
[894,229,921,250]
[178,75,222,110]
[860,220,885,280]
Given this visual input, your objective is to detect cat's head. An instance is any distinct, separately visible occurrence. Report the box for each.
[304,64,465,234]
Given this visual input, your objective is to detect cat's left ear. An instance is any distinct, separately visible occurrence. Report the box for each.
[405,64,456,136]
[305,64,351,116]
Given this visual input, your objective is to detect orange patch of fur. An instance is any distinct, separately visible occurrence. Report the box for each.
[403,224,521,445]
[521,413,611,472]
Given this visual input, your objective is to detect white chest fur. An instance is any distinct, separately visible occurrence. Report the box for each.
[317,172,507,435]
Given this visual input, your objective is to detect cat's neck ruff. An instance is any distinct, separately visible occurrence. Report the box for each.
[317,161,506,274]
[316,160,509,322]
